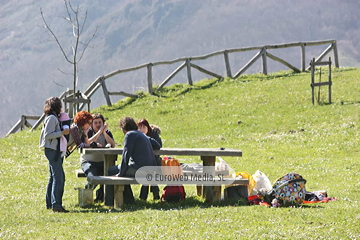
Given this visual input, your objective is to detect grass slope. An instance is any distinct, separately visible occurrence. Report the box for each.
[1,68,360,239]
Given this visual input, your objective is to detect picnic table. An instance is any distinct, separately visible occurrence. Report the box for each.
[80,147,245,206]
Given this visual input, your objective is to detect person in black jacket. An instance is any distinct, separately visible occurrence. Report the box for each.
[105,117,160,206]
[81,113,115,202]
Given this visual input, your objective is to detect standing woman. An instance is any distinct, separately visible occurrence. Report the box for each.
[137,119,162,200]
[39,97,70,213]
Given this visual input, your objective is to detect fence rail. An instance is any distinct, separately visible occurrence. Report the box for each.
[6,39,339,136]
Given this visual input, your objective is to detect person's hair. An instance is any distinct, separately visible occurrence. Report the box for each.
[74,111,93,127]
[92,113,105,123]
[43,97,62,116]
[137,118,152,137]
[119,117,138,132]
[150,124,161,135]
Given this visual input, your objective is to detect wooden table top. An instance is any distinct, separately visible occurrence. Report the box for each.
[80,147,242,157]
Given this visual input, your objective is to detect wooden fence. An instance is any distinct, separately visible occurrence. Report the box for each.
[78,39,339,107]
[6,39,339,136]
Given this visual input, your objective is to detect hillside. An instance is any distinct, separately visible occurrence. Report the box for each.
[1,0,360,137]
[1,68,359,238]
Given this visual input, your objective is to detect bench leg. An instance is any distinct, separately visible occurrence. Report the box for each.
[104,155,117,175]
[104,154,118,207]
[114,185,125,208]
[196,185,202,196]
[201,156,216,203]
[213,186,222,204]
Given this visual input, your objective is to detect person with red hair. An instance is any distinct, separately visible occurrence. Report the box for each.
[66,111,93,157]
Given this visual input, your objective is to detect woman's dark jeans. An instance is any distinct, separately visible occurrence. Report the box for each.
[45,148,65,209]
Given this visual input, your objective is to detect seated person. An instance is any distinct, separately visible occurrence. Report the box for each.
[81,113,115,202]
[66,111,93,157]
[138,118,163,200]
[105,117,160,206]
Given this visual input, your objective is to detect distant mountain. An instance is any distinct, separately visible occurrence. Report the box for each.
[1,0,360,137]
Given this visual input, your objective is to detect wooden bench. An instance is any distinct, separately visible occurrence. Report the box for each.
[80,147,243,205]
[87,175,249,208]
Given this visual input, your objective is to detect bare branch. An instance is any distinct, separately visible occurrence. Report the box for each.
[68,1,78,16]
[57,68,73,76]
[40,8,73,64]
[42,0,95,104]
[78,40,95,49]
[73,5,80,63]
[64,0,73,23]
[53,79,72,87]
[79,11,88,35]
[78,26,98,62]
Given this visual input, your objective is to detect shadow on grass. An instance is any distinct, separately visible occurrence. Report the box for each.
[72,196,250,213]
[314,100,360,106]
[104,97,138,112]
[337,100,360,105]
[154,79,221,98]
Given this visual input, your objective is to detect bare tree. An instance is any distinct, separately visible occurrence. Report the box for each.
[40,0,97,116]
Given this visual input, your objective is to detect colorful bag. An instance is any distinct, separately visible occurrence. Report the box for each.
[160,185,186,203]
[266,173,307,207]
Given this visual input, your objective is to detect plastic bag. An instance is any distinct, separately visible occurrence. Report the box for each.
[215,157,231,171]
[215,157,234,177]
[252,170,272,193]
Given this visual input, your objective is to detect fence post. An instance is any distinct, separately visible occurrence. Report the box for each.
[147,63,153,94]
[31,113,45,131]
[332,42,339,68]
[186,58,193,85]
[100,76,112,106]
[223,50,232,78]
[301,43,306,72]
[262,47,267,75]
[311,58,315,105]
[20,115,25,130]
[328,57,332,103]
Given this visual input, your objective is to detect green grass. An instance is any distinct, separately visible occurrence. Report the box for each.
[1,68,360,239]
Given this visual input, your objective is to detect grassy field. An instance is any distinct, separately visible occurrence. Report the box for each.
[1,68,359,239]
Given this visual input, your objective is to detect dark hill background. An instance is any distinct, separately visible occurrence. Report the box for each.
[1,0,360,137]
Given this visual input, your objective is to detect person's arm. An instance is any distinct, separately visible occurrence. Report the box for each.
[88,126,103,143]
[87,124,115,147]
[86,128,102,147]
[44,115,66,139]
[152,131,162,148]
[118,132,135,177]
[148,136,161,150]
[103,125,115,147]
[69,125,90,148]
[82,127,92,146]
